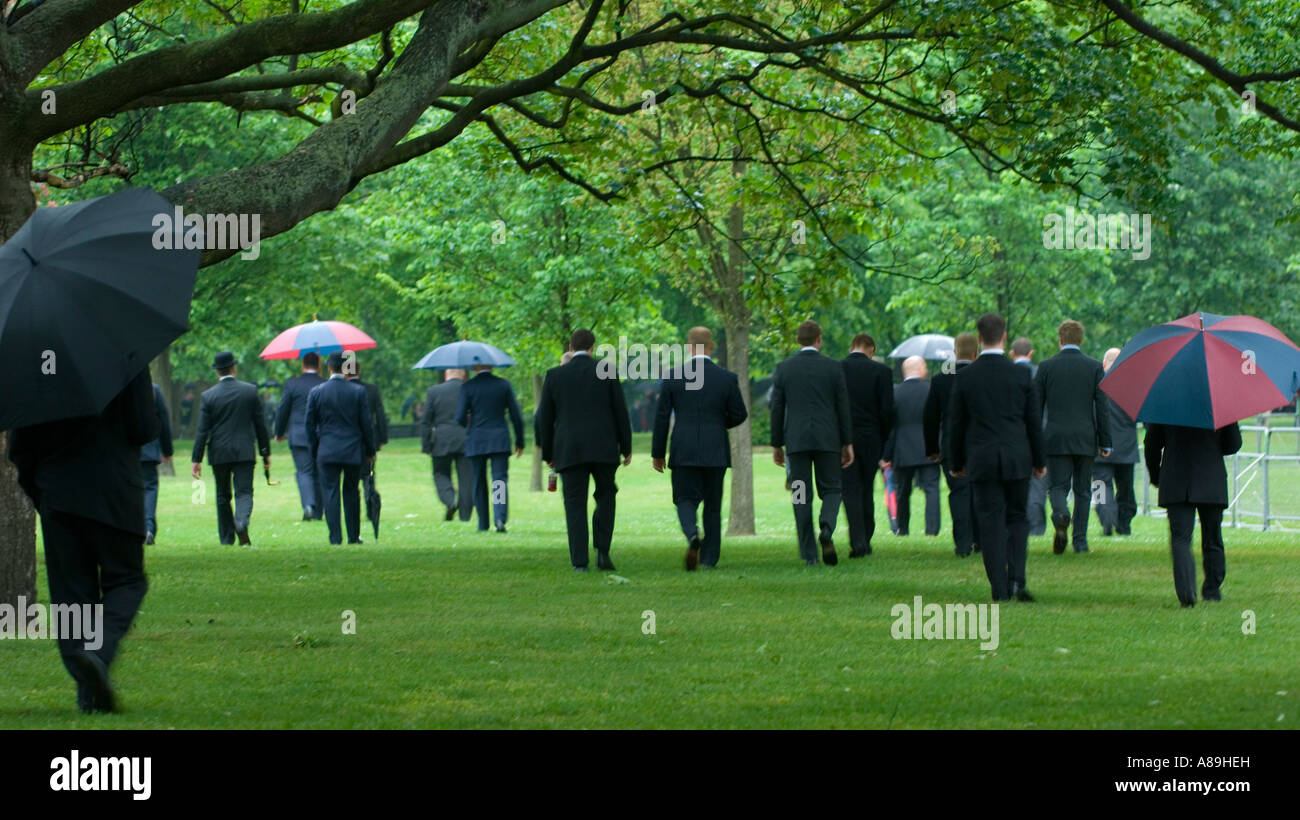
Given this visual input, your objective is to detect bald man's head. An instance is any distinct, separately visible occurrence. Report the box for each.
[1102,347,1122,372]
[686,326,714,357]
[902,355,927,380]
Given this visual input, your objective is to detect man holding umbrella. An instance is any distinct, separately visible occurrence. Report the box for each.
[191,351,272,546]
[274,351,325,520]
[455,363,525,533]
[307,353,376,545]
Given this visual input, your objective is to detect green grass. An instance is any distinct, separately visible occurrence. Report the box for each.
[2,434,1297,729]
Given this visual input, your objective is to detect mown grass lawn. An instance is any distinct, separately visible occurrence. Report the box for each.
[3,434,1296,729]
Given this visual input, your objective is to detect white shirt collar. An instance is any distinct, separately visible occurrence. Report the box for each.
[799,346,818,352]
[219,375,235,381]
[329,373,345,380]
[980,349,1005,357]
[572,350,591,357]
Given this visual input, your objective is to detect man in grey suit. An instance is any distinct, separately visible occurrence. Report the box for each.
[274,351,325,520]
[1094,347,1139,536]
[421,368,472,522]
[770,320,854,566]
[140,383,173,545]
[191,351,272,546]
[881,355,940,537]
[1012,337,1048,537]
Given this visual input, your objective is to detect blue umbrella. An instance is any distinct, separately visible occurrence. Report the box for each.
[413,341,516,370]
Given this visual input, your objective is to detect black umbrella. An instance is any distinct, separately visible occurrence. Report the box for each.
[364,463,381,539]
[0,188,199,430]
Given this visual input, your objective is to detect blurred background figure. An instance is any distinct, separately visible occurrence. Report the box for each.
[421,368,473,522]
[139,382,174,545]
[456,363,525,533]
[882,355,939,537]
[1011,337,1048,537]
[274,352,325,521]
[1093,347,1139,536]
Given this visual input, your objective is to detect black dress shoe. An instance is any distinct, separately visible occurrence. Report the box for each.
[1052,518,1068,554]
[302,514,313,522]
[69,650,114,714]
[495,524,507,534]
[236,528,251,546]
[804,559,817,567]
[1102,527,1113,536]
[819,525,838,566]
[445,506,456,521]
[573,565,588,572]
[144,532,155,545]
[1202,589,1222,601]
[849,549,867,559]
[596,551,616,571]
[685,535,701,571]
[348,537,364,544]
[1015,587,1035,602]
[955,550,971,558]
[1180,600,1195,608]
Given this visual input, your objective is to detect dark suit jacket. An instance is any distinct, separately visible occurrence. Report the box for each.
[1144,423,1242,507]
[9,367,159,536]
[651,357,748,468]
[1098,396,1139,465]
[348,378,388,448]
[306,376,376,466]
[769,349,852,453]
[883,378,931,467]
[274,371,324,448]
[950,352,1045,481]
[421,378,467,457]
[842,352,893,447]
[191,377,271,465]
[536,353,632,471]
[140,383,174,464]
[455,371,524,458]
[1035,348,1112,456]
[923,360,970,469]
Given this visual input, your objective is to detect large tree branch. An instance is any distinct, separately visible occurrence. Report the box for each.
[158,0,567,267]
[1098,0,1300,133]
[9,0,141,81]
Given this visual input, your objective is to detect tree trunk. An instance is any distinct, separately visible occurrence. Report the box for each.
[0,149,38,607]
[724,317,755,535]
[530,373,543,491]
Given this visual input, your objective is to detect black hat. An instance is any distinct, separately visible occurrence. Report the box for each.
[212,351,237,370]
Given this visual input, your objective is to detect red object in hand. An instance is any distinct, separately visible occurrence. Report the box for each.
[548,471,557,492]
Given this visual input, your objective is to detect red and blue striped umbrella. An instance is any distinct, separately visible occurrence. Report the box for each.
[260,318,376,360]
[1100,312,1300,429]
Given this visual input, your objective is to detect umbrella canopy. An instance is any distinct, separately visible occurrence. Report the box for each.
[888,333,954,361]
[1101,312,1300,429]
[260,319,375,360]
[0,188,199,431]
[412,340,516,370]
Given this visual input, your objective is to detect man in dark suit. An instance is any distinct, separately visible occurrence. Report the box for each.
[651,327,748,570]
[950,313,1046,601]
[770,320,854,567]
[1012,337,1048,536]
[140,382,173,545]
[924,332,980,557]
[191,351,271,546]
[840,333,893,557]
[306,353,376,545]
[882,355,940,537]
[536,329,632,571]
[1144,422,1242,606]
[346,358,388,528]
[1094,347,1139,536]
[421,368,472,522]
[455,364,525,533]
[1035,320,1112,554]
[8,367,159,713]
[274,351,325,520]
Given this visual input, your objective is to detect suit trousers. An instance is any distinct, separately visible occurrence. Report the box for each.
[1092,462,1137,534]
[894,463,941,536]
[212,461,255,544]
[1166,502,1226,605]
[39,506,148,688]
[470,453,510,530]
[560,463,618,567]
[944,467,981,556]
[786,450,842,563]
[671,466,727,566]
[290,445,321,517]
[1026,473,1048,536]
[432,452,473,521]
[841,435,882,554]
[1048,454,1094,549]
[972,478,1029,600]
[140,462,159,537]
[318,460,362,544]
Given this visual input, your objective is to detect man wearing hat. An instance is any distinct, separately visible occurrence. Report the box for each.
[191,351,272,545]
[307,352,377,545]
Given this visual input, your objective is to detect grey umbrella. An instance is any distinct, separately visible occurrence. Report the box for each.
[888,334,955,362]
